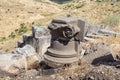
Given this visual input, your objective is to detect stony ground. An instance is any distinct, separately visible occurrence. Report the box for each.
[0,42,120,80]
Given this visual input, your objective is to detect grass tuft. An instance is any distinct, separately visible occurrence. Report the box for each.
[0,37,7,42]
[101,14,120,27]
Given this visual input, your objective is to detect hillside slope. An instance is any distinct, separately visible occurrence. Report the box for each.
[0,0,120,51]
[0,0,62,37]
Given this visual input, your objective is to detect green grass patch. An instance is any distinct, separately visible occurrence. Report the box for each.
[101,14,120,27]
[9,23,28,39]
[0,37,7,42]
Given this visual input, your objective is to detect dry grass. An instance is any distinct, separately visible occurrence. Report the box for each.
[95,35,120,44]
[0,0,120,51]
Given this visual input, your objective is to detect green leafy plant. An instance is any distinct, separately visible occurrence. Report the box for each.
[0,37,6,42]
[18,23,28,35]
[8,23,28,39]
[9,32,16,39]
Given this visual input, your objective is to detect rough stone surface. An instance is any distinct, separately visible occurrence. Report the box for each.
[0,45,41,74]
[86,24,120,39]
[1,17,120,80]
[44,17,82,67]
[15,45,41,69]
[0,53,24,74]
[18,26,51,57]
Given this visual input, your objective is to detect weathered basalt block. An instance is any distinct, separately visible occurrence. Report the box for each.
[44,17,86,67]
[18,26,51,57]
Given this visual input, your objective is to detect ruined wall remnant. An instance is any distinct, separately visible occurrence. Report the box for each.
[18,26,51,57]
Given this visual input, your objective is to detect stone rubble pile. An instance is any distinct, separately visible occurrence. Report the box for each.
[18,26,51,57]
[0,45,41,74]
[0,17,119,75]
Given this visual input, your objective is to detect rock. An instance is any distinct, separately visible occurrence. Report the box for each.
[19,26,51,58]
[0,53,24,74]
[15,45,41,69]
[0,45,41,74]
[82,42,113,65]
[32,26,51,56]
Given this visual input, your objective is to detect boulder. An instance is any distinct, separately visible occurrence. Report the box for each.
[32,26,51,56]
[0,45,41,74]
[15,45,41,69]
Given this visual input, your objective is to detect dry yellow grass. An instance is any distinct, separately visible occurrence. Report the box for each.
[0,0,120,51]
[0,0,62,37]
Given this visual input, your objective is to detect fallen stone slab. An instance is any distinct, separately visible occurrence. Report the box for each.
[99,29,120,36]
[15,45,41,69]
[0,45,41,74]
[0,53,24,74]
[86,33,104,38]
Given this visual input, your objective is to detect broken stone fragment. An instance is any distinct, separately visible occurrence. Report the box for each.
[0,53,24,74]
[99,29,120,36]
[19,26,51,57]
[32,26,51,57]
[0,45,41,74]
[18,41,24,48]
[15,45,41,69]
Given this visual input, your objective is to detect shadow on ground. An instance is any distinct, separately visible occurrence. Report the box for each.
[50,0,72,4]
[34,0,72,4]
[91,54,120,67]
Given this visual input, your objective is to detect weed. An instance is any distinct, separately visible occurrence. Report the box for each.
[5,49,9,52]
[0,37,6,42]
[32,22,35,25]
[18,23,28,35]
[9,32,16,39]
[66,14,71,17]
[8,23,28,39]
